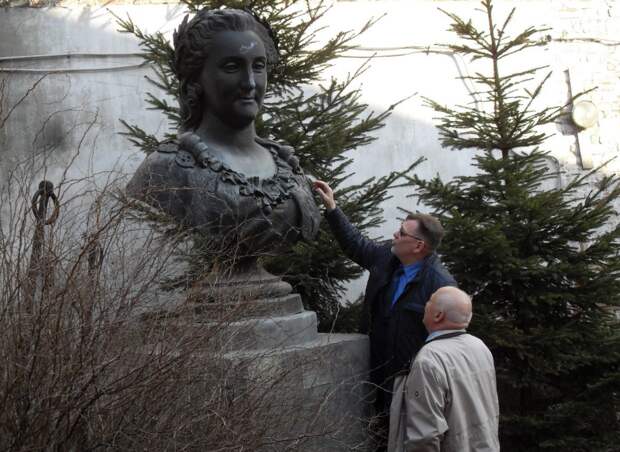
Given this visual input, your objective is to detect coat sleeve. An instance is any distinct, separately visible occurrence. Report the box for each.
[324,207,384,270]
[403,355,449,452]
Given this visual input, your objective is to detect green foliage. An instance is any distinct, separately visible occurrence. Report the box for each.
[412,1,620,450]
[117,0,410,331]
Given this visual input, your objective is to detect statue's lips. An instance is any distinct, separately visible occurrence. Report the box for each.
[237,97,257,104]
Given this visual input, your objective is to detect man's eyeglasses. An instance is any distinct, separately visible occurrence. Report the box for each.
[398,226,425,242]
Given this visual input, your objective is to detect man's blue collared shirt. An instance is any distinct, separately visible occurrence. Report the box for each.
[391,261,422,307]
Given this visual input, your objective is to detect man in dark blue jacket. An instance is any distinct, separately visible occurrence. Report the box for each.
[314,180,456,449]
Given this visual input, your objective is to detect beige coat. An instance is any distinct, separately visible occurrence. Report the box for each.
[388,333,499,452]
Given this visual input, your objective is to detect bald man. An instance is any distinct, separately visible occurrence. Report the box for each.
[388,287,499,452]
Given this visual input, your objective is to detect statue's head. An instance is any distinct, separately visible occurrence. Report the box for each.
[173,8,279,131]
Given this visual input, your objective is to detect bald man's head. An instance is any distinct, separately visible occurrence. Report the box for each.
[423,287,473,333]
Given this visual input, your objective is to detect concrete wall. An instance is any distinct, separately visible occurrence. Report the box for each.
[1,0,619,301]
[0,4,184,186]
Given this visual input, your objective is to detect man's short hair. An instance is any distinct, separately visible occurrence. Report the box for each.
[406,213,445,251]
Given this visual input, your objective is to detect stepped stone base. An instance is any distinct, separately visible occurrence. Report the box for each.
[145,289,371,450]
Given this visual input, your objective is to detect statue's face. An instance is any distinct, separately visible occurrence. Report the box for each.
[199,30,267,129]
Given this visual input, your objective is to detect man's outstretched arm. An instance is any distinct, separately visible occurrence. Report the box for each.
[314,180,384,270]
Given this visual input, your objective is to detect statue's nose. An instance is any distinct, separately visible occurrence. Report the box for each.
[241,69,256,91]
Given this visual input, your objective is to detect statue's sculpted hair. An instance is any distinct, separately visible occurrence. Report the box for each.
[173,8,279,131]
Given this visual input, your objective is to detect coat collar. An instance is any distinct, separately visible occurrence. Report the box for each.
[425,330,467,344]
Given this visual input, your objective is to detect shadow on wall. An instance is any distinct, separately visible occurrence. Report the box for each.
[0,4,185,186]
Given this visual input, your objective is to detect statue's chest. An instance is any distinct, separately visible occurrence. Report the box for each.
[184,165,299,219]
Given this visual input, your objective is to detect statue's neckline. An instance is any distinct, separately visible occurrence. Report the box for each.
[178,132,282,181]
[176,132,296,214]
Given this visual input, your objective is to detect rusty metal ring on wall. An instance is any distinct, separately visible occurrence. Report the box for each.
[31,189,60,225]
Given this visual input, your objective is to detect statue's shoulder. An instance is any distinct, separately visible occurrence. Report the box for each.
[150,139,195,169]
[256,136,302,174]
[156,140,179,155]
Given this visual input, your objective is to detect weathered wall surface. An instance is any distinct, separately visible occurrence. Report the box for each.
[0,4,185,188]
[1,0,619,301]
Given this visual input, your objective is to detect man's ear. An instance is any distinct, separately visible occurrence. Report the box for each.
[434,310,445,323]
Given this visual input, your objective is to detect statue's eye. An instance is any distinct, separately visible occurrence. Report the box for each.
[222,61,240,71]
[253,60,266,71]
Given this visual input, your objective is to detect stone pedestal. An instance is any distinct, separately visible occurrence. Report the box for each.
[151,286,371,450]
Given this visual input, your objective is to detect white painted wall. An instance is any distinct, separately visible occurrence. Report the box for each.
[1,0,619,302]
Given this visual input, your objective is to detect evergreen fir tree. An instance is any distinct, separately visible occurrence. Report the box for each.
[116,0,415,331]
[411,1,620,450]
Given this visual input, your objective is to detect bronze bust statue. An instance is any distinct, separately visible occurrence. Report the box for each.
[127,8,320,294]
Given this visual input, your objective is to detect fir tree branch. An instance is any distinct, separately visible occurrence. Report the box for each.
[112,12,175,68]
[118,120,161,155]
